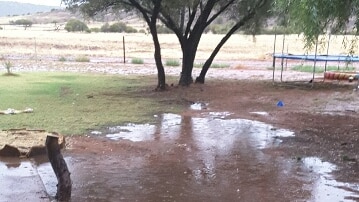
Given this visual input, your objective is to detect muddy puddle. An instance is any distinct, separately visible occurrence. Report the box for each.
[1,113,359,201]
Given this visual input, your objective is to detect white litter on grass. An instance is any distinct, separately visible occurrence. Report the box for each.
[0,108,34,115]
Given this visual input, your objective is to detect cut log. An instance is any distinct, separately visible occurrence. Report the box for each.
[46,134,72,201]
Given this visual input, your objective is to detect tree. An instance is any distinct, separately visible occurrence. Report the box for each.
[274,0,359,51]
[13,19,33,30]
[63,0,271,87]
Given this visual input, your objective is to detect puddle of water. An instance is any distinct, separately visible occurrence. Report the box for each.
[103,114,293,150]
[2,113,358,201]
[208,111,233,119]
[0,156,50,201]
[106,123,156,141]
[250,111,270,116]
[190,102,208,110]
[302,157,359,202]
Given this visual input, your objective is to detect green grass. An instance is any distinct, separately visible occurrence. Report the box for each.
[194,62,229,68]
[131,58,144,64]
[291,65,356,73]
[0,73,182,135]
[165,59,180,66]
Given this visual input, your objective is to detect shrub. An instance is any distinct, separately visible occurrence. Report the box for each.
[125,26,137,33]
[90,27,101,33]
[100,23,110,32]
[65,19,89,32]
[101,22,137,33]
[156,25,172,34]
[131,58,144,64]
[165,59,180,66]
[59,56,67,62]
[109,22,127,32]
[75,55,90,62]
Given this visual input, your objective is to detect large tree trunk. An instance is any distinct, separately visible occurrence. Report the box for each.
[178,36,202,86]
[179,47,195,86]
[150,26,166,90]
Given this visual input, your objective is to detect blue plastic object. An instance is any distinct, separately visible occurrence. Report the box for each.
[277,101,284,107]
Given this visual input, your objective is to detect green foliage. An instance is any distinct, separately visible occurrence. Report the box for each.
[274,0,359,49]
[131,58,144,64]
[75,55,90,62]
[165,59,180,66]
[11,19,33,29]
[65,19,89,32]
[101,22,137,33]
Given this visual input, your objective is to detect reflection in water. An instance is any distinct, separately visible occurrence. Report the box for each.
[106,123,156,141]
[302,157,359,202]
[1,113,359,201]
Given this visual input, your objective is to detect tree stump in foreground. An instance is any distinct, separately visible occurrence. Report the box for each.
[46,134,72,201]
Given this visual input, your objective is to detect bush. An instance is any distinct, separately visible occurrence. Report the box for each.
[131,58,144,64]
[75,55,90,62]
[165,59,180,66]
[59,56,67,62]
[90,27,101,33]
[156,25,172,34]
[109,22,127,32]
[101,22,137,33]
[65,19,89,32]
[100,23,110,32]
[125,26,137,33]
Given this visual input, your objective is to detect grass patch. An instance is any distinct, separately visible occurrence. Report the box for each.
[131,58,144,64]
[211,63,230,68]
[291,65,355,73]
[0,73,182,135]
[165,59,180,66]
[194,62,230,68]
[75,55,90,62]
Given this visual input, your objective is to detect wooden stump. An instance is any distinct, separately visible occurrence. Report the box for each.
[46,134,72,201]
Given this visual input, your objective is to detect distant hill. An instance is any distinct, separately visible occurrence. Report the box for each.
[0,1,62,17]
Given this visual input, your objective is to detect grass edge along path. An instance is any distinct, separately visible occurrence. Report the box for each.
[0,72,182,135]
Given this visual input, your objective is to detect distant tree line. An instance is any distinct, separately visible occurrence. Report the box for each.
[64,18,290,35]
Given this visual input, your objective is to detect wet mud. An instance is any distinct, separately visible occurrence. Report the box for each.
[1,112,358,201]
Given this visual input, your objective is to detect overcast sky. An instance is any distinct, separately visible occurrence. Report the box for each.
[0,0,63,6]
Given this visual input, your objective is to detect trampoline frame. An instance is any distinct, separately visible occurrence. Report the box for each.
[271,34,359,84]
